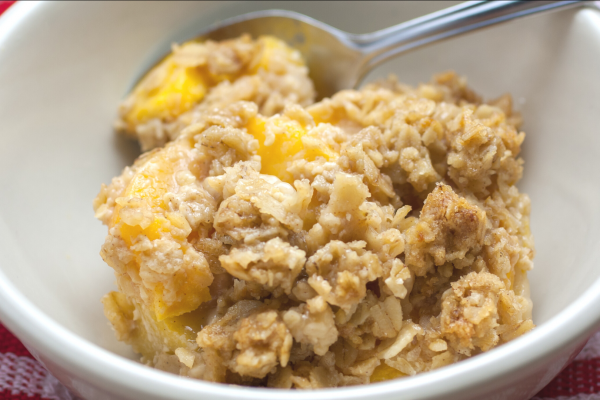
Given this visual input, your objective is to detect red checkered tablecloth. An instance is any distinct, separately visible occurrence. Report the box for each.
[1,1,599,399]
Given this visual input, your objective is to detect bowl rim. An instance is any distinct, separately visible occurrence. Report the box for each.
[1,1,600,399]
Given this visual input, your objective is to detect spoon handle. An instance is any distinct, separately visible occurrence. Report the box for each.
[353,0,584,82]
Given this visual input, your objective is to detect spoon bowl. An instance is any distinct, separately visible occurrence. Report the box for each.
[192,10,363,99]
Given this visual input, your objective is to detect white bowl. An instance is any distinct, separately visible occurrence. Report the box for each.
[0,2,600,399]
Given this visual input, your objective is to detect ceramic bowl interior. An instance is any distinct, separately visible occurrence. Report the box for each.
[0,1,599,400]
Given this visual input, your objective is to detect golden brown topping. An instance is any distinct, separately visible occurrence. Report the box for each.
[404,184,487,276]
[440,271,533,356]
[306,241,381,311]
[233,310,293,378]
[219,238,306,294]
[283,296,338,356]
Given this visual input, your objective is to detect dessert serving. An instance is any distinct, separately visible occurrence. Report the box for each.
[94,35,535,388]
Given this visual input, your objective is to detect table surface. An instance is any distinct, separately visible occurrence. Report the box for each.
[0,1,598,399]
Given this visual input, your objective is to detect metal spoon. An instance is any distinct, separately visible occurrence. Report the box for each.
[168,1,585,99]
